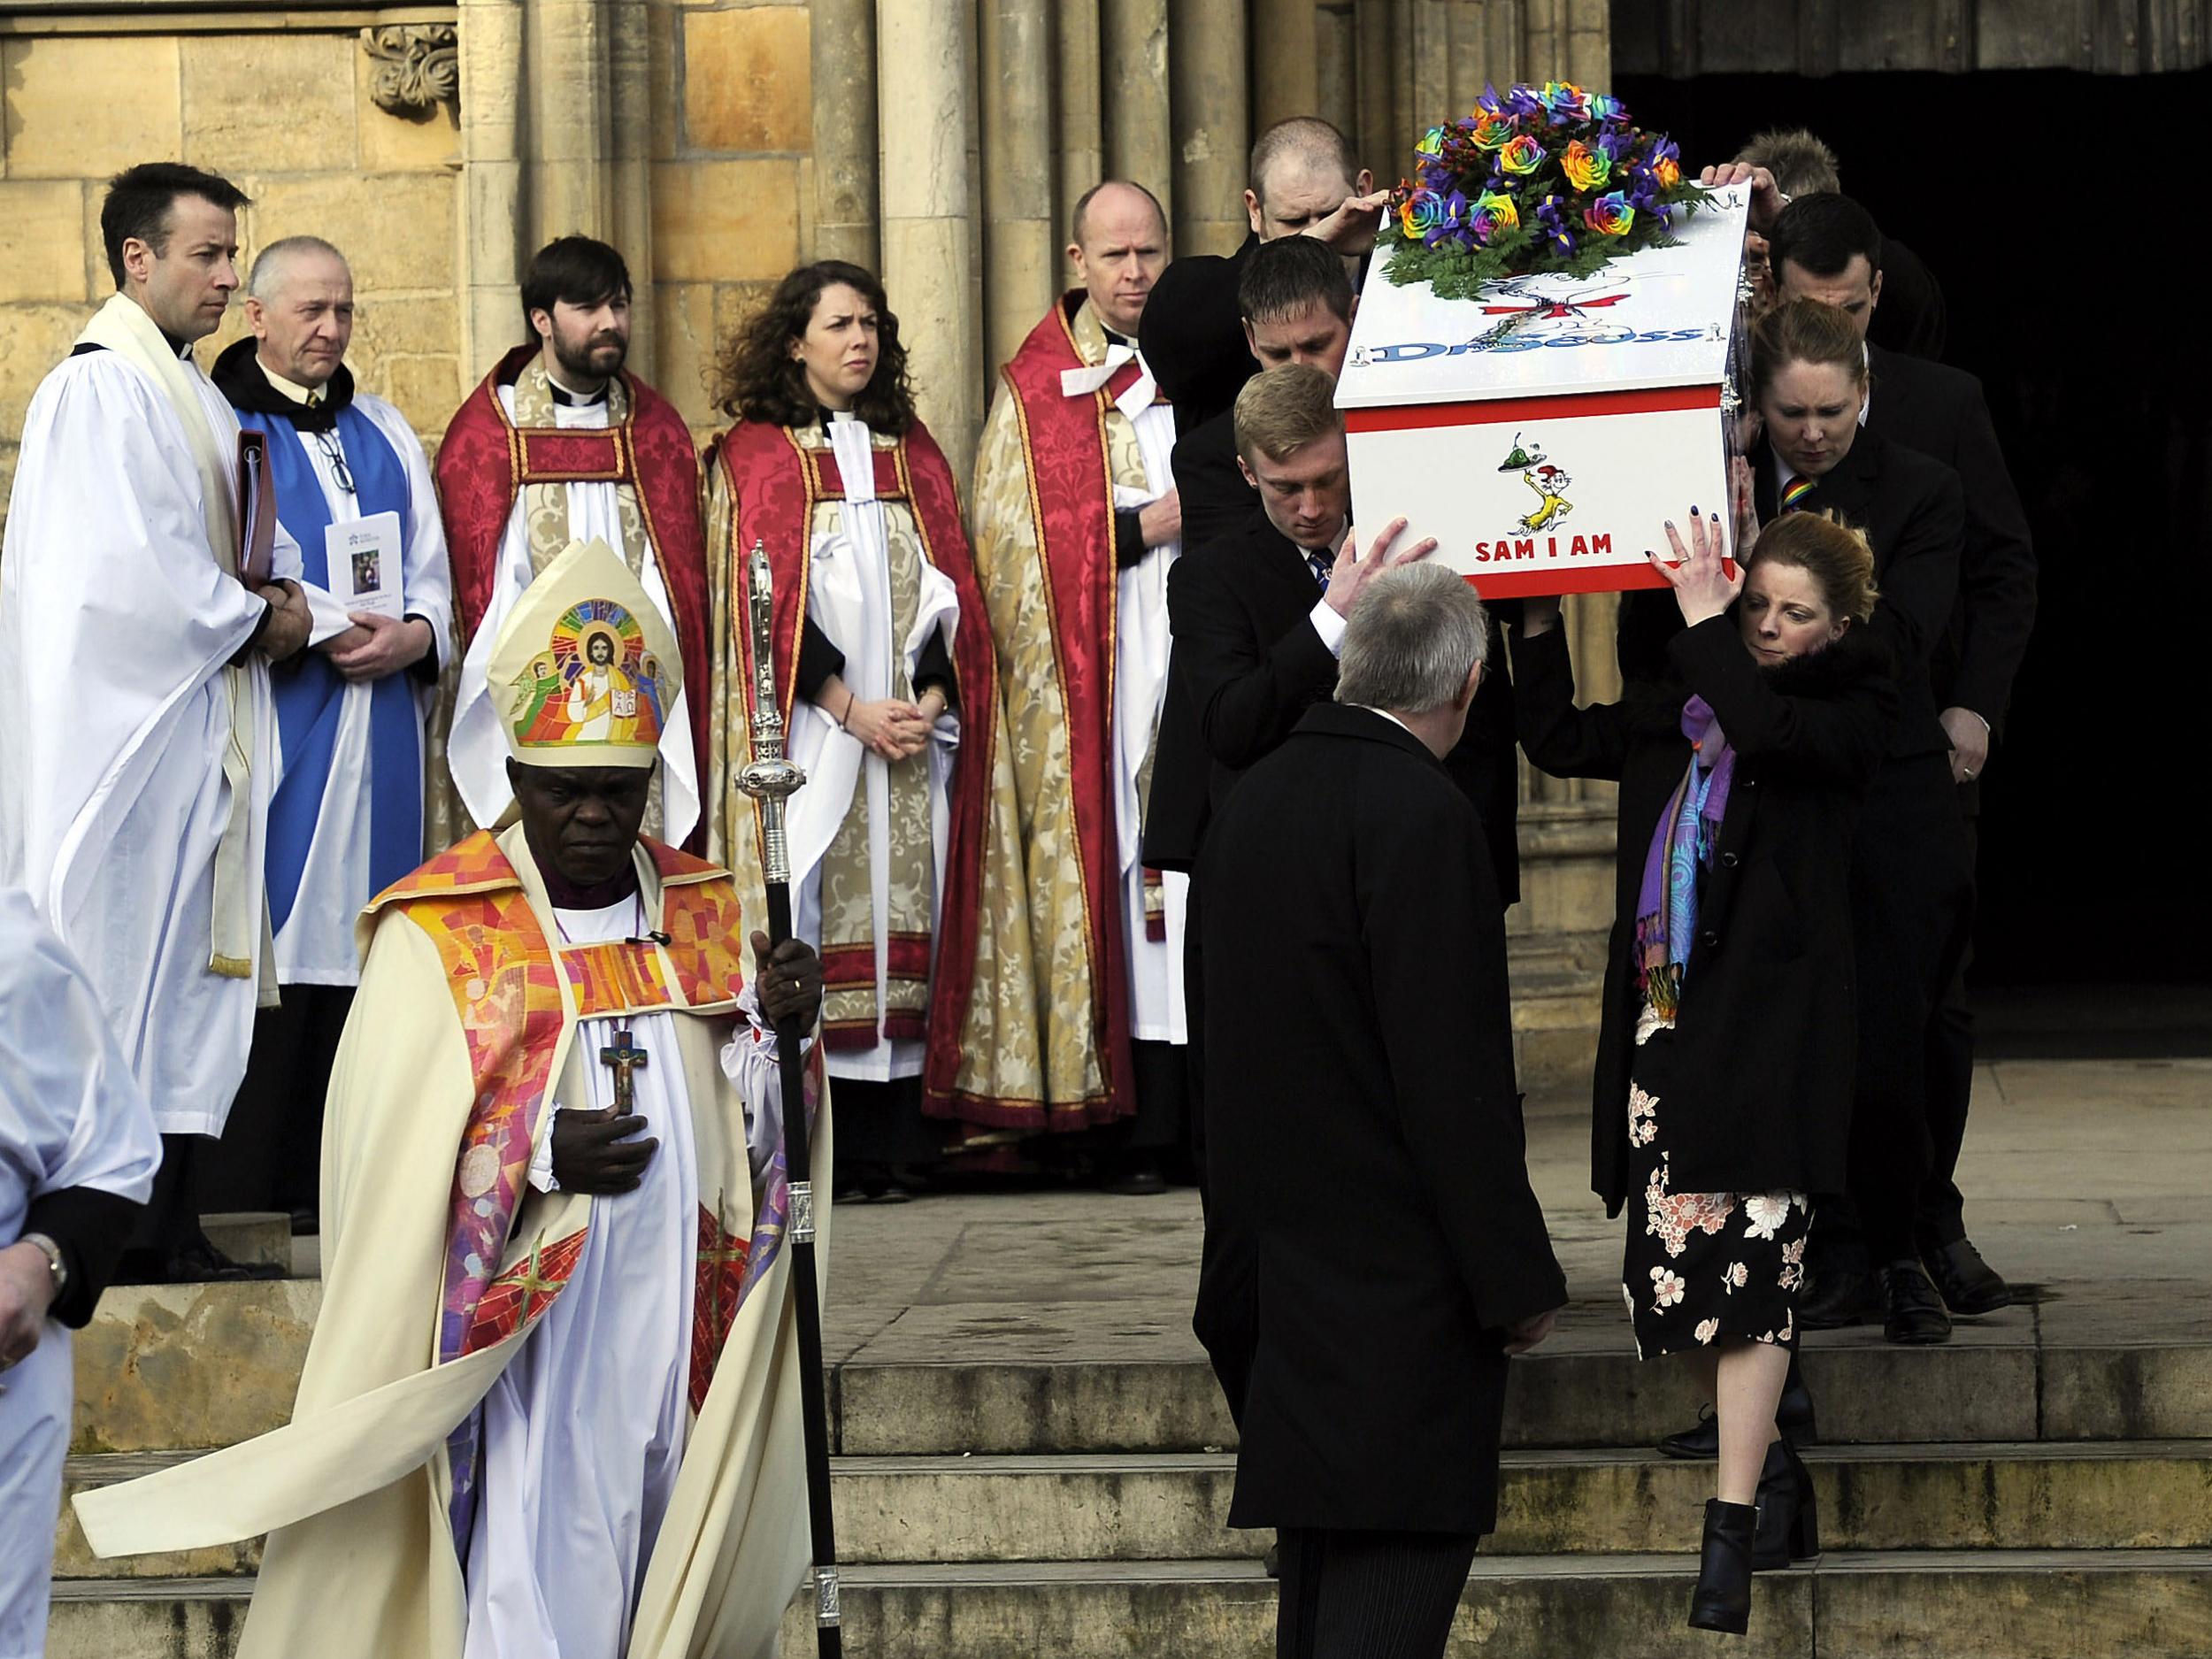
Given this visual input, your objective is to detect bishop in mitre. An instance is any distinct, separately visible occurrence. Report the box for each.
[77,538,832,1659]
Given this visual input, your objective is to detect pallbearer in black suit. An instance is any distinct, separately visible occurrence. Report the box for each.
[1769,194,2037,1319]
[1197,564,1563,1659]
[1516,513,1896,1635]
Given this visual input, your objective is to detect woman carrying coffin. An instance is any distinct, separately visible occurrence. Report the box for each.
[703,263,1041,1201]
[1513,510,1895,1634]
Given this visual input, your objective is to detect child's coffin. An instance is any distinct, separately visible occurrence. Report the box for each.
[1336,183,1753,597]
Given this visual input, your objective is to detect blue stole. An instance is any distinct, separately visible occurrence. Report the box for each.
[235,403,423,936]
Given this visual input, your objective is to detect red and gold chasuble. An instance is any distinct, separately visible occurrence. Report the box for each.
[987,296,1154,1124]
[436,344,714,807]
[365,830,811,1522]
[709,420,1033,1128]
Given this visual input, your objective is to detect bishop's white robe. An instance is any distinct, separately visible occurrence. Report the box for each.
[0,296,306,1135]
[449,388,703,846]
[0,887,161,1656]
[75,826,823,1659]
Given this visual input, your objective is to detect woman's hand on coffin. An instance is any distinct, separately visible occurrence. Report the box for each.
[750,931,825,1031]
[550,1104,659,1194]
[1653,511,1743,627]
[0,1240,57,1367]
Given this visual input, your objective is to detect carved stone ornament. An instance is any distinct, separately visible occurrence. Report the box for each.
[362,23,460,117]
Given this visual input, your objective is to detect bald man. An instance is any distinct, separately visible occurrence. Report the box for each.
[970,180,1191,1190]
[1140,116,1383,433]
[209,236,451,1232]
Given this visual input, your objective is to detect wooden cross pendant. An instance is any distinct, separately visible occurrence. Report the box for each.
[601,1028,649,1113]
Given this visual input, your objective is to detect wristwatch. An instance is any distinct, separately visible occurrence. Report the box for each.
[17,1232,66,1303]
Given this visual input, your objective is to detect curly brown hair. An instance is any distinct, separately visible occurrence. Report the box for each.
[710,261,916,434]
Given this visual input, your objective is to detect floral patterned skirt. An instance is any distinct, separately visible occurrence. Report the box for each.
[1622,1021,1812,1360]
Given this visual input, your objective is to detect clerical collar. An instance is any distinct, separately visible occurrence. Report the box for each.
[210,336,354,433]
[1102,326,1136,351]
[547,374,610,408]
[817,408,863,438]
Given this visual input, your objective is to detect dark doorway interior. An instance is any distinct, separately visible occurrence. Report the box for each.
[1612,68,2212,1031]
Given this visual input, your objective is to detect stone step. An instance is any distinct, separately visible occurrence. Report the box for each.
[55,1440,2212,1580]
[73,1279,2212,1455]
[196,1213,293,1272]
[49,1551,2212,1659]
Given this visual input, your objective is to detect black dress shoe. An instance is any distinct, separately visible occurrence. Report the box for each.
[1750,1438,1820,1569]
[1798,1263,1883,1331]
[288,1208,319,1238]
[1687,1498,1758,1634]
[1657,1363,1817,1459]
[165,1238,285,1283]
[1878,1259,1952,1344]
[1922,1238,2011,1316]
[1263,1538,1281,1579]
[1099,1155,1168,1195]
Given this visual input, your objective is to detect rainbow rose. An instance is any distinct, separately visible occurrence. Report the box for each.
[1649,136,1682,189]
[1399,188,1449,242]
[1583,189,1635,236]
[1540,81,1591,123]
[1588,92,1629,125]
[1469,191,1519,245]
[1498,134,1547,175]
[1470,108,1515,150]
[1416,125,1448,160]
[1561,139,1610,192]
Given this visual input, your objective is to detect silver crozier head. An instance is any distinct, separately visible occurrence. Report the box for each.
[736,539,807,826]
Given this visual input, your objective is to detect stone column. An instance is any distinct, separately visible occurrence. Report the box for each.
[1102,0,1172,212]
[524,0,617,241]
[1251,0,1317,133]
[879,0,985,481]
[810,0,879,271]
[606,0,655,377]
[980,0,1057,375]
[457,0,526,371]
[1168,0,1249,257]
[1055,0,1104,287]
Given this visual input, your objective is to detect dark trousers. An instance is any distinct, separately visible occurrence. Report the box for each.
[122,1134,209,1262]
[828,1073,948,1172]
[203,985,353,1219]
[1916,813,1980,1248]
[1276,1528,1481,1659]
[1110,1036,1192,1157]
[1842,753,1974,1263]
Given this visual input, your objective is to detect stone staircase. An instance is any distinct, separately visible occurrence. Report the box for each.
[48,1238,2212,1659]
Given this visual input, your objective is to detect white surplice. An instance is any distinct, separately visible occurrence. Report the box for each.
[0,888,161,1656]
[460,895,782,1659]
[449,389,702,847]
[778,416,961,1084]
[0,328,303,1136]
[266,388,452,985]
[1110,370,1190,1046]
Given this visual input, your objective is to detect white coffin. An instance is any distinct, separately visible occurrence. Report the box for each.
[1338,183,1753,597]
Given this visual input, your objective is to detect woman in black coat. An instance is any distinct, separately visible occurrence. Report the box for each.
[1512,511,1894,1636]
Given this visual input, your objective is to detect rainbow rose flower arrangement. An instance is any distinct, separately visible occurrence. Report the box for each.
[1386,82,1704,298]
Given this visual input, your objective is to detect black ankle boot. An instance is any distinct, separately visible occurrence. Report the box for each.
[1688,1498,1758,1634]
[1751,1438,1821,1569]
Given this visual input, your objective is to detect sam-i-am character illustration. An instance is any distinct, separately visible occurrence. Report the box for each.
[1499,434,1573,534]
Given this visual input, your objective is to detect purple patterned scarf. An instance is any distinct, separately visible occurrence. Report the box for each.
[1633,695,1736,1022]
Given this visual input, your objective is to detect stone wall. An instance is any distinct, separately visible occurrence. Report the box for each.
[0,16,465,510]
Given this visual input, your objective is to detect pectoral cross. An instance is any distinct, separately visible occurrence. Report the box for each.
[601,1028,649,1112]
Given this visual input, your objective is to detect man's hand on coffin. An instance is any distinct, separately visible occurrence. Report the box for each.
[257,579,312,662]
[0,1240,58,1370]
[1729,455,1762,559]
[550,1104,659,1195]
[1697,162,1783,234]
[751,931,825,1032]
[328,611,434,683]
[1325,516,1438,619]
[1653,511,1743,627]
[1302,188,1393,255]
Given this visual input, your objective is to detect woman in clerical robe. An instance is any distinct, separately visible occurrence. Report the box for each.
[703,262,1043,1201]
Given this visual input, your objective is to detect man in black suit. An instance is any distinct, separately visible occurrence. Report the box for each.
[1139,115,1384,435]
[1197,562,1563,1659]
[1770,193,2037,1319]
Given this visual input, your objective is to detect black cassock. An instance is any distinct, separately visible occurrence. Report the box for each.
[1193,703,1563,1536]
